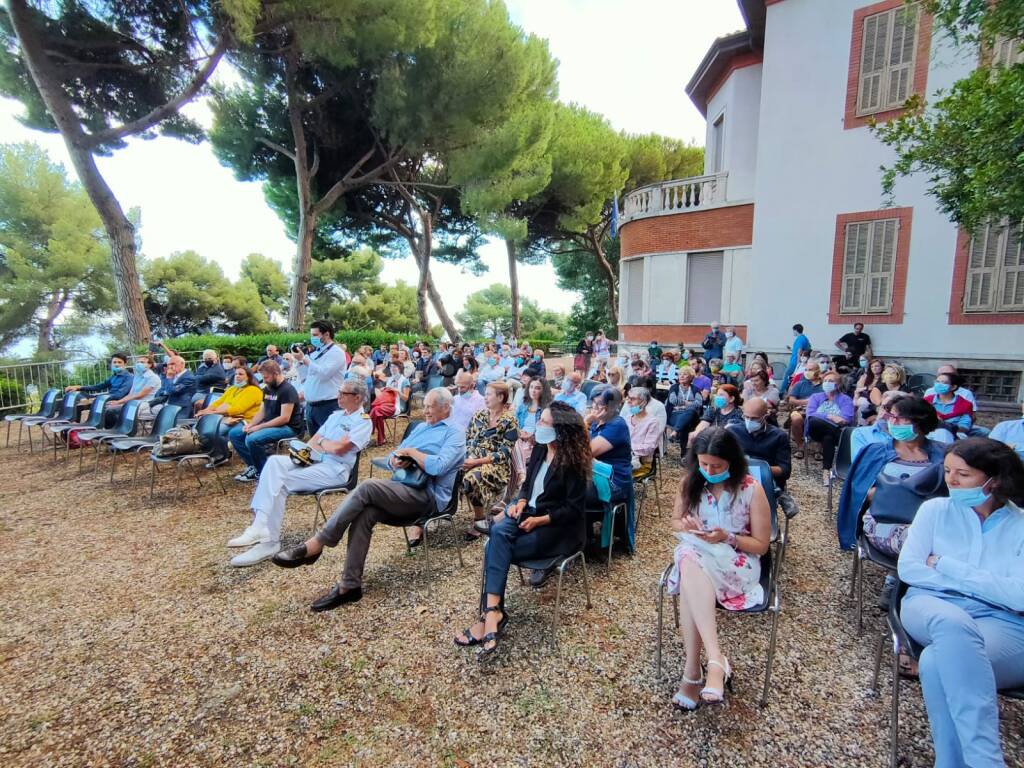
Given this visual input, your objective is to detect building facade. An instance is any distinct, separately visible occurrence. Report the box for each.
[617,0,1023,404]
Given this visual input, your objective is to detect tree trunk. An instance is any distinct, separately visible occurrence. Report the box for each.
[589,228,619,327]
[506,239,521,338]
[9,0,152,344]
[288,206,316,330]
[415,248,432,335]
[37,290,67,354]
[284,50,314,332]
[426,273,460,343]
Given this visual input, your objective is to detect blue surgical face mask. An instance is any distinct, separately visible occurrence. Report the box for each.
[713,394,727,409]
[822,381,837,394]
[629,405,641,415]
[310,335,323,349]
[534,425,557,445]
[888,423,916,442]
[859,358,868,368]
[949,479,992,508]
[134,362,147,374]
[111,364,124,373]
[744,418,763,433]
[933,382,951,395]
[533,355,541,361]
[700,466,731,484]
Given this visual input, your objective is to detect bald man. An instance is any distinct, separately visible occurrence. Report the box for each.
[554,371,587,414]
[148,354,197,421]
[727,397,792,489]
[450,371,485,431]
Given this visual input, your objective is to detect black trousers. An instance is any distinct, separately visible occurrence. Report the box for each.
[807,418,844,469]
[304,400,336,438]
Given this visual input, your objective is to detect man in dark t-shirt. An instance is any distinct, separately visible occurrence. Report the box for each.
[835,322,873,368]
[229,360,303,480]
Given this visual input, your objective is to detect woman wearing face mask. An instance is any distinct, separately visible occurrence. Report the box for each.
[689,384,743,446]
[454,402,591,660]
[925,372,976,436]
[574,333,594,375]
[805,372,855,486]
[667,427,771,709]
[626,387,661,477]
[103,354,162,427]
[896,438,1024,768]
[667,367,705,447]
[516,376,553,466]
[197,366,265,466]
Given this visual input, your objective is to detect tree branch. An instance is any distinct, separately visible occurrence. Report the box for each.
[256,136,296,161]
[83,35,229,148]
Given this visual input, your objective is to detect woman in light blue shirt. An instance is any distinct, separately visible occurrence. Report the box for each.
[897,438,1024,768]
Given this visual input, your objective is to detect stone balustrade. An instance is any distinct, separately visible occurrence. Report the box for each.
[620,172,729,226]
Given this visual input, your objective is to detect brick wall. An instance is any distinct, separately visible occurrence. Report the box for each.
[620,204,754,259]
[844,0,933,131]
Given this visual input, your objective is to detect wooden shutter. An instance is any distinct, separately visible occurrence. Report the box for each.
[841,222,870,313]
[841,219,898,314]
[858,11,891,113]
[964,223,1000,311]
[999,221,1024,311]
[886,5,919,106]
[993,36,1024,69]
[867,219,897,312]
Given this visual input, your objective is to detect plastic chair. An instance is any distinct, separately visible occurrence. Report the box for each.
[22,391,80,453]
[580,380,599,400]
[49,394,111,461]
[873,581,1024,768]
[71,400,142,473]
[107,405,182,485]
[850,529,898,636]
[290,451,362,535]
[828,427,854,519]
[654,460,799,707]
[149,414,226,499]
[632,450,663,521]
[5,387,60,449]
[770,361,787,383]
[906,372,935,397]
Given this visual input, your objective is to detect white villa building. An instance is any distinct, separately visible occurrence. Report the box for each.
[617,0,1023,405]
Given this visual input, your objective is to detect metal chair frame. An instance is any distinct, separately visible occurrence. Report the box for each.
[70,400,142,473]
[4,388,60,449]
[402,475,467,573]
[871,581,1024,768]
[827,427,854,519]
[22,392,81,452]
[106,405,182,485]
[632,450,664,522]
[850,529,897,636]
[47,394,112,461]
[148,414,226,499]
[290,452,362,535]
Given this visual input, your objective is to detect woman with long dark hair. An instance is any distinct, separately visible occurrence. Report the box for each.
[897,438,1024,768]
[454,401,591,661]
[667,427,771,709]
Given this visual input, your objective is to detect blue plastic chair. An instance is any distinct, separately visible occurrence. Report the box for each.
[4,388,60,449]
[107,405,181,486]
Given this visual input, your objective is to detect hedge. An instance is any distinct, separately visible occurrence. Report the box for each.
[140,331,440,362]
[0,376,28,414]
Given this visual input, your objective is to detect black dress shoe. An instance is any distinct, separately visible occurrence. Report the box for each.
[529,566,556,588]
[310,585,363,612]
[271,544,321,569]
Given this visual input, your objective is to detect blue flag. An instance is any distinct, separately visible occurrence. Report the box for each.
[610,191,620,238]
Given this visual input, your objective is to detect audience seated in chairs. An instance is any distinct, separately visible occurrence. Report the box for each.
[64,352,133,420]
[626,359,656,395]
[837,396,946,551]
[689,384,743,446]
[103,354,162,428]
[852,357,885,422]
[785,361,823,461]
[454,401,591,659]
[515,375,553,467]
[626,387,661,478]
[149,355,197,420]
[369,359,411,446]
[666,427,772,709]
[727,398,792,490]
[549,364,566,392]
[450,371,486,431]
[605,365,626,397]
[226,379,372,567]
[229,360,303,482]
[192,349,228,406]
[666,367,705,447]
[196,366,265,466]
[553,371,587,415]
[271,387,466,611]
[925,372,976,437]
[741,370,780,419]
[458,381,519,542]
[990,401,1024,460]
[895,438,1024,768]
[805,371,855,486]
[586,387,636,551]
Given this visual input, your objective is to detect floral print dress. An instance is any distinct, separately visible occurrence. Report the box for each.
[667,474,764,610]
[462,409,520,507]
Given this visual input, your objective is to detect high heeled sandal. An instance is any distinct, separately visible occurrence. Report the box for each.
[700,657,733,703]
[476,605,507,662]
[671,674,705,711]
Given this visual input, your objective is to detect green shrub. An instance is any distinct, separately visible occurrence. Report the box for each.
[0,376,28,414]
[137,330,440,361]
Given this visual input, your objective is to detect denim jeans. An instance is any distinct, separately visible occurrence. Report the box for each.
[228,424,297,474]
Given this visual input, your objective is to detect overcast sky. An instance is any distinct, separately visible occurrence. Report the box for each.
[0,0,744,324]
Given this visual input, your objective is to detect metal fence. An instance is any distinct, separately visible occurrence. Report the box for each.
[0,352,205,416]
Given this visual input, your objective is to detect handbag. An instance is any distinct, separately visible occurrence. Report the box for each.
[868,463,947,525]
[573,353,586,371]
[154,426,203,457]
[391,458,430,490]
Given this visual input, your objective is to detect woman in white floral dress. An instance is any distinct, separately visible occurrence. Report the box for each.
[668,427,771,709]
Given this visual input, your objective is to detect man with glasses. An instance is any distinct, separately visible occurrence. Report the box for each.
[226,379,373,567]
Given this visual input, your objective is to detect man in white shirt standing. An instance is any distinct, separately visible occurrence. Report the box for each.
[296,319,347,436]
[227,379,372,566]
[724,325,744,360]
[450,371,485,431]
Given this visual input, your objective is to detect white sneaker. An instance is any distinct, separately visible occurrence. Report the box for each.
[230,540,281,567]
[227,525,269,548]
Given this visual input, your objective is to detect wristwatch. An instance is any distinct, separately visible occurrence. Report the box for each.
[726,532,737,547]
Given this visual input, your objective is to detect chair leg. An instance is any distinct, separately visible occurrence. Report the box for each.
[210,459,225,494]
[580,554,592,610]
[656,574,665,678]
[760,605,781,708]
[871,627,886,694]
[890,633,901,768]
[109,450,119,483]
[849,550,859,599]
[654,473,663,518]
[857,554,865,636]
[149,460,158,500]
[827,479,834,518]
[552,563,567,648]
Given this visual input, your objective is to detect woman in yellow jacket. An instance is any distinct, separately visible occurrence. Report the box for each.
[197,365,264,466]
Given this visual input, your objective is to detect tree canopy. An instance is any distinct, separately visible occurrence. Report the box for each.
[0,142,116,355]
[456,283,566,340]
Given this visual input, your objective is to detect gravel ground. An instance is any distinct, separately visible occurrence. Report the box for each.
[1,416,1021,768]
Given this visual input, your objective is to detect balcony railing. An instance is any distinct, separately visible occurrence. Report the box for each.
[620,172,729,226]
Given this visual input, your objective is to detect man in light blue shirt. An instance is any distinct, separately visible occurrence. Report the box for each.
[554,371,588,415]
[271,387,466,611]
[227,379,373,567]
[991,403,1024,458]
[296,319,348,435]
[724,325,744,359]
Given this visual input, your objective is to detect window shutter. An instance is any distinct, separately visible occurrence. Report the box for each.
[1000,221,1024,311]
[993,36,1024,69]
[858,12,890,113]
[964,224,999,311]
[841,219,899,315]
[841,223,869,313]
[886,5,919,106]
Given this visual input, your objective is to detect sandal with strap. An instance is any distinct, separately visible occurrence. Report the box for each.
[476,605,507,662]
[700,657,733,703]
[454,614,485,648]
[671,674,705,711]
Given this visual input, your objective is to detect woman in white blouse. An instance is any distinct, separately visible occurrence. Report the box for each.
[897,438,1024,768]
